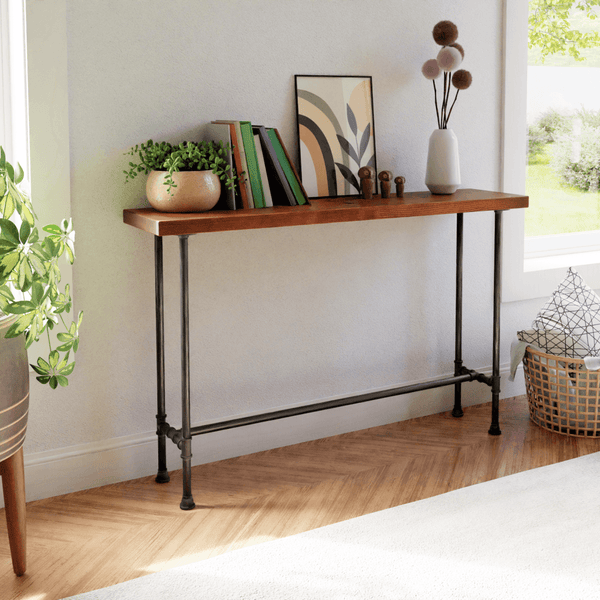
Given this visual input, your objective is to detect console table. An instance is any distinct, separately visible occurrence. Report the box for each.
[123,188,528,510]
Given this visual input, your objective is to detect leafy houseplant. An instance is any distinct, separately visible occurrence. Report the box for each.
[0,147,82,388]
[124,139,237,196]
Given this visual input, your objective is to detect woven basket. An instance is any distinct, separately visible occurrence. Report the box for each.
[523,345,600,437]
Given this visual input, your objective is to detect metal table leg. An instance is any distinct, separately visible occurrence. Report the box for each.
[154,236,170,483]
[179,235,196,510]
[453,213,464,418]
[155,211,505,508]
[489,211,503,436]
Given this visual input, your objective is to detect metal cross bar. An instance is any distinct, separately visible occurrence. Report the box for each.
[158,365,490,446]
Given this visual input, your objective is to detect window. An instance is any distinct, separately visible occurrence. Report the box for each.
[3,0,74,366]
[502,0,600,302]
[25,0,72,228]
[525,1,600,268]
[0,0,29,175]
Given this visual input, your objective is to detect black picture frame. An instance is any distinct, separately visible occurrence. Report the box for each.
[295,75,377,199]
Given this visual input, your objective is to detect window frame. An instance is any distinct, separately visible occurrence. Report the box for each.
[1,0,29,174]
[501,0,600,303]
[4,0,74,367]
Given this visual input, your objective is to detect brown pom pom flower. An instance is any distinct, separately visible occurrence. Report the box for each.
[452,69,472,90]
[432,20,458,46]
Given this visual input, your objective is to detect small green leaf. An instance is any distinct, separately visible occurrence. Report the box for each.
[20,203,34,226]
[19,219,31,244]
[31,363,47,376]
[30,281,44,305]
[57,353,70,371]
[60,361,75,376]
[24,331,36,349]
[15,163,24,184]
[0,239,16,255]
[18,258,33,291]
[28,227,39,244]
[4,300,35,314]
[1,192,15,218]
[28,254,46,277]
[5,161,14,183]
[0,251,19,281]
[5,313,34,337]
[36,357,51,371]
[48,350,60,368]
[66,244,75,264]
[0,219,19,245]
[42,224,62,235]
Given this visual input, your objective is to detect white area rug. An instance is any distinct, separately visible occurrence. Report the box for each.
[65,452,600,599]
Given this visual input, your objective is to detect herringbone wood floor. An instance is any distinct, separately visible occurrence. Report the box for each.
[2,395,600,599]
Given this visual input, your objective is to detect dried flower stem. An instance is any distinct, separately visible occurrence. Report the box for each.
[440,71,448,129]
[438,72,457,129]
[433,80,441,129]
[445,89,460,126]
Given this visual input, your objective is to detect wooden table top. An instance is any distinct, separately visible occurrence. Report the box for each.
[123,188,528,237]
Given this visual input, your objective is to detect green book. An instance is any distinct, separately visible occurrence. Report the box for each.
[266,128,308,206]
[254,125,296,206]
[239,121,265,208]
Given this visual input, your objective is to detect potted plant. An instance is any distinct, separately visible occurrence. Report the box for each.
[0,146,83,390]
[124,139,237,212]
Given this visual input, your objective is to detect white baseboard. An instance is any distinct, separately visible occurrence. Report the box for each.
[0,364,525,507]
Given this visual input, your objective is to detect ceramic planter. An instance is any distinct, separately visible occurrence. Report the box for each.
[425,128,461,195]
[0,315,29,464]
[146,170,221,213]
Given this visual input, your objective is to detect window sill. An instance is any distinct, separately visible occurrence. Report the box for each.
[525,249,600,273]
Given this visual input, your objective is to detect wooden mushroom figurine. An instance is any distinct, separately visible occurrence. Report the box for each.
[394,176,406,198]
[358,166,376,199]
[378,170,393,198]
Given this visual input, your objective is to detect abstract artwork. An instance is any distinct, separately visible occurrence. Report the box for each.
[295,75,377,198]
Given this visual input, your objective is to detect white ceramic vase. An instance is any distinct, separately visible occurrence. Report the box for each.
[425,128,461,195]
[146,170,221,213]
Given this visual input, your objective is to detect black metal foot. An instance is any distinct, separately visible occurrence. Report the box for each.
[452,406,464,418]
[155,470,170,483]
[488,424,502,436]
[180,495,196,510]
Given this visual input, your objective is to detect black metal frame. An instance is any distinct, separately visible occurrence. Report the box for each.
[153,211,504,510]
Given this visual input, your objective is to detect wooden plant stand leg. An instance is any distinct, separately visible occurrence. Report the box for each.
[1,447,27,576]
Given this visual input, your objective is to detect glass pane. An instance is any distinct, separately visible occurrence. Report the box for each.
[526,2,600,237]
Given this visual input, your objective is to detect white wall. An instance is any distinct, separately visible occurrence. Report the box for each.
[14,0,537,502]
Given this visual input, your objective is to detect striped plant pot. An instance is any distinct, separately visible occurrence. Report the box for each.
[0,315,29,463]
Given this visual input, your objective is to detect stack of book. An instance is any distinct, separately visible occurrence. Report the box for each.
[204,121,309,210]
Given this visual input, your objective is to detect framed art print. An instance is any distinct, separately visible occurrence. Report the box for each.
[295,75,377,198]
